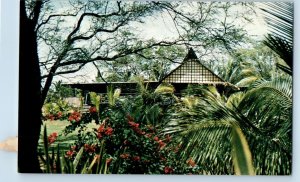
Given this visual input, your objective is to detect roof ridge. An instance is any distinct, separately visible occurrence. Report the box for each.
[159,48,227,84]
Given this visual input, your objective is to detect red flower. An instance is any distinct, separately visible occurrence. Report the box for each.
[158,140,166,150]
[164,166,174,174]
[128,121,139,128]
[186,158,196,167]
[133,128,145,135]
[97,124,105,133]
[48,138,55,144]
[65,150,74,159]
[84,144,96,154]
[97,133,103,139]
[132,156,140,162]
[68,111,81,122]
[89,106,97,113]
[105,127,113,136]
[48,114,55,120]
[120,153,130,159]
[153,136,159,141]
[127,120,145,135]
[68,116,74,121]
[56,111,62,119]
[48,132,58,144]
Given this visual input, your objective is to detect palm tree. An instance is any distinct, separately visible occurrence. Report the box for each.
[212,43,281,88]
[162,2,293,175]
[238,75,292,175]
[260,2,293,75]
[164,80,292,174]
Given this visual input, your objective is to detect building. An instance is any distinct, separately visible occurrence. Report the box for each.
[63,48,237,103]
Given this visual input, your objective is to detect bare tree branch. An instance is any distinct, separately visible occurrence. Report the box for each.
[53,63,88,76]
[92,62,107,83]
[67,2,122,42]
[36,13,78,31]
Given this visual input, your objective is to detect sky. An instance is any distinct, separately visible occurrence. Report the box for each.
[48,1,270,84]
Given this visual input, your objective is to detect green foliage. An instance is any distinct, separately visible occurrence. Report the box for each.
[154,84,175,94]
[45,81,76,103]
[42,83,204,174]
[89,92,101,112]
[231,124,255,175]
[39,124,110,174]
[165,83,291,175]
[46,107,199,174]
[238,76,292,175]
[42,100,71,121]
[213,43,280,88]
[107,85,121,107]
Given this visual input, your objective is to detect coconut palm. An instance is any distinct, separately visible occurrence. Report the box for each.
[164,76,292,174]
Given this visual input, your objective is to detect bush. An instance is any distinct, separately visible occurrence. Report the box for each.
[58,110,200,174]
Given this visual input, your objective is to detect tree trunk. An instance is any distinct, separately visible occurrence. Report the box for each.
[18,0,42,173]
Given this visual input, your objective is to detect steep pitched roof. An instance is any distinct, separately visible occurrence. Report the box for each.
[160,48,226,84]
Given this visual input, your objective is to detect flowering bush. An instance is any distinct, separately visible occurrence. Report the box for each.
[48,132,58,144]
[42,100,71,121]
[89,106,97,113]
[61,108,201,174]
[58,89,201,174]
[68,111,81,123]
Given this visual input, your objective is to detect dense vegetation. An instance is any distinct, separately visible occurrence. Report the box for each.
[20,0,292,174]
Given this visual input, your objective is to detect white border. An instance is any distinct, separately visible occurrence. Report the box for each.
[0,0,298,181]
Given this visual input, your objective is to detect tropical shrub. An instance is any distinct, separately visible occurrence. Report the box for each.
[43,106,200,174]
[42,100,71,121]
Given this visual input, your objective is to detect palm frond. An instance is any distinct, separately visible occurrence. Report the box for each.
[231,124,255,175]
[154,84,175,94]
[276,63,292,75]
[235,76,259,87]
[165,82,292,175]
[238,76,292,174]
[260,2,293,74]
[263,35,293,69]
[260,2,293,43]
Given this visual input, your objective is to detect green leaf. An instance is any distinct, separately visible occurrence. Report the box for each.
[43,124,51,173]
[60,154,69,173]
[56,144,62,173]
[231,125,255,175]
[87,156,98,173]
[73,146,84,173]
[81,159,90,174]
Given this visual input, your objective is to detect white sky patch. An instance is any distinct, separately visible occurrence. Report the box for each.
[245,5,268,38]
[132,12,180,41]
[55,62,98,83]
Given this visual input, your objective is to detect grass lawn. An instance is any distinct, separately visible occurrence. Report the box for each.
[38,120,99,152]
